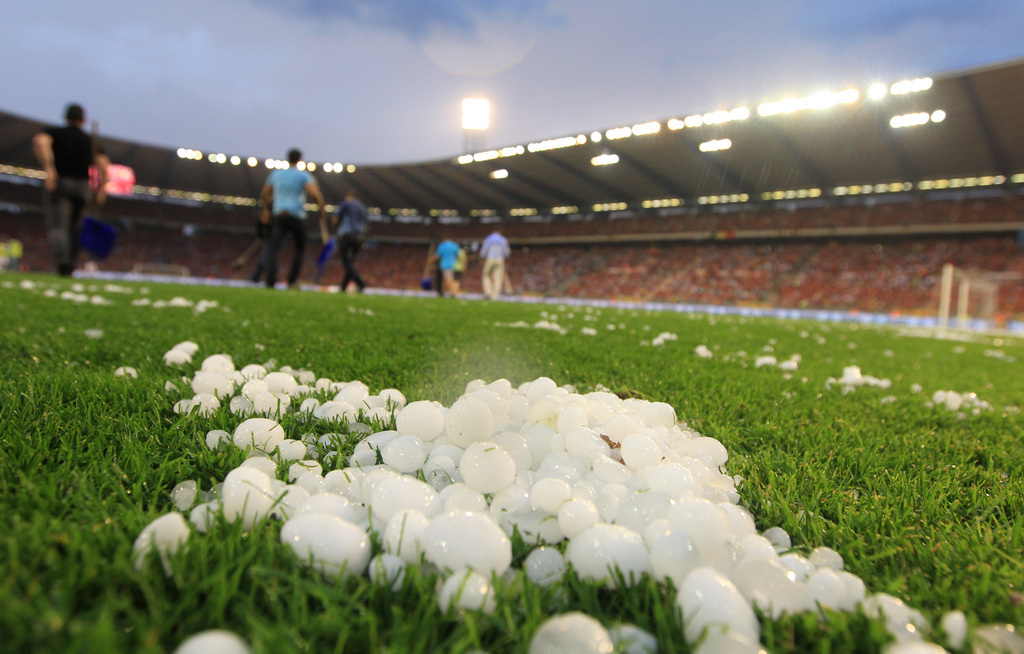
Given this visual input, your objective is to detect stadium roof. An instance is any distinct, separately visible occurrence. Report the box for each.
[2,57,1023,217]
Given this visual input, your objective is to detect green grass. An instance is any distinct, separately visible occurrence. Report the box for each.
[0,273,1022,653]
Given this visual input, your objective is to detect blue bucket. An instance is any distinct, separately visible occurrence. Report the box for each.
[80,216,118,260]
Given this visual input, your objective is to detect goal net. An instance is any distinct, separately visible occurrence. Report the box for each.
[937,263,1019,331]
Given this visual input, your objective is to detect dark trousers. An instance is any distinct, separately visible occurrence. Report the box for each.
[338,233,366,291]
[264,213,306,287]
[42,178,90,276]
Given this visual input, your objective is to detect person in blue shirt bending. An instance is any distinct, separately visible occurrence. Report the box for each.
[258,148,327,288]
[333,189,369,292]
[428,238,461,297]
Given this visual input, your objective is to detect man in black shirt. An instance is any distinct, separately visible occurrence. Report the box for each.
[32,104,109,276]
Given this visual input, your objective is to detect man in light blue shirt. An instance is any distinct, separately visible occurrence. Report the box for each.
[259,148,327,288]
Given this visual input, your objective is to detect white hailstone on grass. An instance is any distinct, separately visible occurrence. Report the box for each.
[695,344,714,359]
[133,512,190,574]
[383,509,431,563]
[381,434,428,473]
[395,401,446,441]
[240,456,277,477]
[861,594,930,642]
[114,366,138,378]
[881,642,947,654]
[232,417,286,453]
[370,475,440,524]
[240,379,269,400]
[334,381,370,407]
[939,610,967,650]
[200,353,234,374]
[566,523,649,586]
[445,396,495,448]
[221,466,276,529]
[263,371,298,394]
[315,400,358,423]
[763,526,792,551]
[189,502,218,533]
[523,547,567,587]
[269,485,309,520]
[667,499,730,556]
[378,388,407,409]
[172,629,250,654]
[645,522,700,587]
[280,513,371,577]
[423,511,511,576]
[171,481,198,511]
[187,393,220,417]
[322,468,363,500]
[205,429,231,450]
[971,625,1024,653]
[529,612,614,654]
[84,328,104,339]
[651,331,677,346]
[530,477,573,514]
[677,567,760,645]
[557,498,600,538]
[164,349,192,366]
[439,483,488,514]
[238,364,266,380]
[733,556,808,618]
[619,433,664,471]
[296,493,364,524]
[459,442,516,494]
[490,432,532,473]
[276,439,307,461]
[809,546,844,570]
[805,567,852,612]
[369,553,407,591]
[608,624,659,654]
[692,631,768,654]
[438,568,496,614]
[288,460,322,482]
[251,391,291,415]
[644,461,697,499]
[192,371,234,398]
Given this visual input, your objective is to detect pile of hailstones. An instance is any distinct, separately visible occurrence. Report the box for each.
[138,347,969,654]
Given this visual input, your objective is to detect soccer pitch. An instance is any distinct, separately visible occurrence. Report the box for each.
[1,274,1022,653]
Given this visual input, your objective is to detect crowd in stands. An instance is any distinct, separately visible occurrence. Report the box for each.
[3,177,1024,320]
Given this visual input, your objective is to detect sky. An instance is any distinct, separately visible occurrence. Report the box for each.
[3,0,1023,166]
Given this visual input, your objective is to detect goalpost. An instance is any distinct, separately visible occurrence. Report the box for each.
[937,263,1019,332]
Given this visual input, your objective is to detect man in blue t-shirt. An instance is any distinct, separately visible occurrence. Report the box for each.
[333,190,369,292]
[434,238,461,297]
[258,148,327,288]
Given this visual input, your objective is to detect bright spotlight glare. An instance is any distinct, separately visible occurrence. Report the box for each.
[462,98,490,130]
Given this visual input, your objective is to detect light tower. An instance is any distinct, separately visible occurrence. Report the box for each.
[462,98,490,153]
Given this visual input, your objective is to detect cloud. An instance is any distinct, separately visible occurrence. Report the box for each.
[247,0,563,41]
[796,0,997,40]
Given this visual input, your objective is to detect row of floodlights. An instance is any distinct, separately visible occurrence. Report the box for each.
[175,148,355,174]
[460,76,936,166]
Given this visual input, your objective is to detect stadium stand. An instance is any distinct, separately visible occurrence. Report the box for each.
[3,174,1023,319]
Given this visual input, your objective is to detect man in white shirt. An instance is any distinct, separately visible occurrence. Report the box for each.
[479,230,510,300]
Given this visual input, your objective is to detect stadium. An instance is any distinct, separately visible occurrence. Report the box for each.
[3,57,1024,327]
[2,56,1024,653]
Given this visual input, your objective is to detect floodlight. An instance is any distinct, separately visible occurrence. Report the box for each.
[462,99,490,130]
